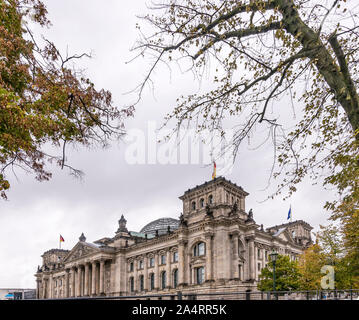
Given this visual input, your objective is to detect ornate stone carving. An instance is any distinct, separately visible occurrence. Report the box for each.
[66,244,96,262]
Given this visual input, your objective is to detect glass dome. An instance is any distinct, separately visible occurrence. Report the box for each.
[140,217,180,236]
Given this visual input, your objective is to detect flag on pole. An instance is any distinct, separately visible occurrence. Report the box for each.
[287,205,292,221]
[59,234,64,249]
[212,162,216,180]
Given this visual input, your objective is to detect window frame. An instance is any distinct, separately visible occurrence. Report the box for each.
[194,242,205,256]
[195,266,205,284]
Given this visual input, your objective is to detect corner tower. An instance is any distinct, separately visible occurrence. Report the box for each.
[179,177,249,223]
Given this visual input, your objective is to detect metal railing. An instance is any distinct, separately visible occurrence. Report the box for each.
[35,289,359,301]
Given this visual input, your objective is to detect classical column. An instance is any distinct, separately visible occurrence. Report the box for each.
[133,259,138,292]
[49,275,53,299]
[84,263,89,296]
[154,252,159,289]
[99,260,105,295]
[71,267,76,297]
[76,266,81,297]
[166,250,171,288]
[144,256,148,291]
[216,227,230,280]
[43,279,47,299]
[205,233,213,281]
[36,280,40,299]
[65,270,70,298]
[232,233,240,279]
[61,275,65,298]
[91,262,97,296]
[191,267,195,285]
[178,240,187,286]
[248,237,255,280]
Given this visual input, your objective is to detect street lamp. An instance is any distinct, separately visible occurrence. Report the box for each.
[269,250,278,299]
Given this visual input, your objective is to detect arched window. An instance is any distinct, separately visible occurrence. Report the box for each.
[150,273,155,290]
[161,271,166,289]
[129,277,134,292]
[193,242,205,256]
[192,201,196,210]
[139,275,144,291]
[208,195,213,204]
[173,269,178,288]
[200,198,204,208]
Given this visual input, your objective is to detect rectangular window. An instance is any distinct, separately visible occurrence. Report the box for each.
[161,255,166,265]
[257,248,261,259]
[173,252,178,262]
[258,263,261,271]
[265,251,268,261]
[196,267,205,284]
[238,265,242,280]
[140,275,144,291]
[139,260,143,269]
[150,274,155,290]
[173,269,178,288]
[129,262,134,272]
[149,257,155,267]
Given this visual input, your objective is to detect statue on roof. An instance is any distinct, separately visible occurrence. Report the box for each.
[179,213,187,227]
[205,204,214,218]
[116,214,128,233]
[228,202,238,216]
[245,209,254,223]
[248,209,253,219]
[79,233,86,242]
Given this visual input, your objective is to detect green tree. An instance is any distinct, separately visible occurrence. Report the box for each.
[258,254,301,291]
[314,223,359,289]
[0,0,132,198]
[297,243,326,290]
[134,0,359,239]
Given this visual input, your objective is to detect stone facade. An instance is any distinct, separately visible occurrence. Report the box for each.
[35,177,313,299]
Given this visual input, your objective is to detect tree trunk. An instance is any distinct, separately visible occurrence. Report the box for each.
[277,0,359,138]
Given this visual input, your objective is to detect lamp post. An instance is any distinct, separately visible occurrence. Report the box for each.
[269,250,278,300]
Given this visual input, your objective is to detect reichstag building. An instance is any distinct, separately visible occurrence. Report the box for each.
[35,177,313,299]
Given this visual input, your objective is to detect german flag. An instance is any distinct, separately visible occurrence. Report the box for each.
[60,235,65,242]
[212,162,216,180]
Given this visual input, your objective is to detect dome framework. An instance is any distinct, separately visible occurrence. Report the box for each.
[140,217,180,236]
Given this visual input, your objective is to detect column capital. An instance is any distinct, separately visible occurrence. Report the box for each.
[204,232,214,239]
[229,230,240,237]
[245,235,255,241]
[178,239,188,246]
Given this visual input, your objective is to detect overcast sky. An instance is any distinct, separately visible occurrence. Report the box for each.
[0,0,337,288]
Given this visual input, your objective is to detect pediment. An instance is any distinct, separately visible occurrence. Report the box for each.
[276,229,294,243]
[63,242,100,263]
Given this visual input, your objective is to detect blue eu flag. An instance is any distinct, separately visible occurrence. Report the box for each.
[287,205,292,220]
